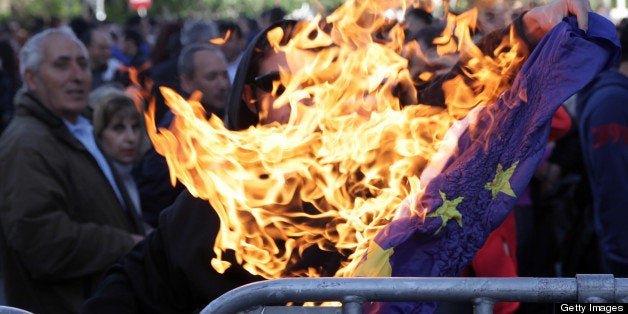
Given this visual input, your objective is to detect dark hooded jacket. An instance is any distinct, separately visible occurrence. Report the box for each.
[82,16,537,314]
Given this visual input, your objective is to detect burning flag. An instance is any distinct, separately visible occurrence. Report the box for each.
[144,0,618,311]
[356,13,619,313]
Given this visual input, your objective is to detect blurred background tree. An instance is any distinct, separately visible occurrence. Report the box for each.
[0,0,346,26]
[0,0,617,37]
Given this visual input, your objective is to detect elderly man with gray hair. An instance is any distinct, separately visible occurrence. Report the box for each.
[177,43,231,116]
[147,19,220,125]
[0,27,146,314]
[135,19,225,228]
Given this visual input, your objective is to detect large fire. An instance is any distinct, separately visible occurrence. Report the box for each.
[145,0,528,279]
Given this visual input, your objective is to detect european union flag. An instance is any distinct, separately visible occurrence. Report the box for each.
[354,13,620,313]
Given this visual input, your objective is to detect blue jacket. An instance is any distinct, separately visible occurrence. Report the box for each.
[576,68,628,276]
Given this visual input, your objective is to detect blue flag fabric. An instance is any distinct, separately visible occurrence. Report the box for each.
[358,13,620,314]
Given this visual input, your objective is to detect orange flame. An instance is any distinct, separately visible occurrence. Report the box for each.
[146,0,530,279]
[210,29,231,45]
[125,65,154,113]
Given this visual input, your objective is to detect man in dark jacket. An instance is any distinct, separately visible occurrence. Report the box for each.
[82,0,610,313]
[0,26,145,314]
[133,20,222,227]
[133,43,230,228]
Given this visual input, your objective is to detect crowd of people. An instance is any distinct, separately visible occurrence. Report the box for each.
[0,0,625,313]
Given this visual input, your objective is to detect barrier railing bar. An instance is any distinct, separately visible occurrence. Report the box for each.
[201,275,628,314]
[473,297,496,314]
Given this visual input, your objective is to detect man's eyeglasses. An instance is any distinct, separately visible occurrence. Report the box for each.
[252,71,286,96]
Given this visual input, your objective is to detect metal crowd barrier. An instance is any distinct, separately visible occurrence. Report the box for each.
[201,274,628,314]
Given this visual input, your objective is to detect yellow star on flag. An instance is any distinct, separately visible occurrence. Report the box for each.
[427,190,463,235]
[485,161,518,199]
[352,241,394,277]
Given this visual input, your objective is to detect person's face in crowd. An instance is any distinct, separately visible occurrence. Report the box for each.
[477,0,512,34]
[244,50,292,125]
[23,33,91,123]
[100,112,142,164]
[88,30,113,70]
[220,31,246,63]
[121,37,139,58]
[181,49,231,112]
[237,18,252,38]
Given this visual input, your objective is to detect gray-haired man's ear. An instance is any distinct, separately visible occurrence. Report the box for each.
[23,68,38,93]
[180,75,194,96]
